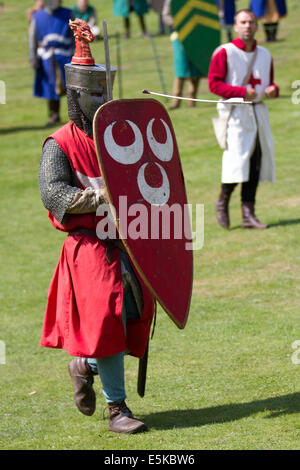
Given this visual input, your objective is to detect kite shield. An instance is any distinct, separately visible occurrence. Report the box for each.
[93,98,193,329]
[171,0,220,76]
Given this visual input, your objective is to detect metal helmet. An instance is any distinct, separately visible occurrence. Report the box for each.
[65,63,116,121]
[65,19,117,132]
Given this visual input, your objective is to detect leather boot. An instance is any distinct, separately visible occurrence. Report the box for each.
[108,401,147,434]
[47,99,61,126]
[270,23,278,42]
[242,201,268,229]
[68,357,97,416]
[263,23,273,42]
[216,190,231,229]
[187,77,200,107]
[169,78,184,110]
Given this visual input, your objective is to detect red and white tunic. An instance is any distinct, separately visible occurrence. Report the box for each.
[40,122,155,359]
[209,38,279,183]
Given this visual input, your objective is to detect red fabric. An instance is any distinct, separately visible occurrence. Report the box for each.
[40,122,155,358]
[208,38,279,99]
[45,122,100,233]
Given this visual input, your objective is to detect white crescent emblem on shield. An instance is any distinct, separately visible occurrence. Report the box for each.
[146,118,173,162]
[137,162,170,206]
[104,120,144,164]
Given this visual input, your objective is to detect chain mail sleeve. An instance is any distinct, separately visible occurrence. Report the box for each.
[39,138,107,224]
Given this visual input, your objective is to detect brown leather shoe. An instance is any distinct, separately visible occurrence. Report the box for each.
[108,401,147,434]
[216,190,231,229]
[47,113,61,126]
[242,201,268,229]
[169,102,180,110]
[68,358,96,416]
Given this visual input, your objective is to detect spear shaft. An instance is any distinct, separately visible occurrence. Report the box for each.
[103,20,113,102]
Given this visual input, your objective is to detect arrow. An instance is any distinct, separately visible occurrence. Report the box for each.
[142,89,253,105]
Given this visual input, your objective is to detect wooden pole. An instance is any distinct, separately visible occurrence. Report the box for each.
[116,32,123,99]
[102,20,113,101]
[149,34,168,103]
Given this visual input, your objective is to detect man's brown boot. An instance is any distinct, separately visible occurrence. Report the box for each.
[216,190,231,229]
[242,201,268,229]
[47,112,61,126]
[68,358,97,416]
[187,77,200,107]
[169,78,184,110]
[108,401,147,434]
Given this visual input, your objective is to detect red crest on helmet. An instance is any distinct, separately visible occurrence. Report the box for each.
[93,99,193,328]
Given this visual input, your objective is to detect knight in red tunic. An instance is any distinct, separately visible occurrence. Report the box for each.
[39,20,155,434]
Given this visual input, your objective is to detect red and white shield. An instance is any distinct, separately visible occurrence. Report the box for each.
[93,99,193,329]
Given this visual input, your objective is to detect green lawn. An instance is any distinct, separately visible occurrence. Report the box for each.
[0,0,300,450]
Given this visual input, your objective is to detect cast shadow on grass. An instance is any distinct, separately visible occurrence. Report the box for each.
[141,392,300,430]
[229,218,300,231]
[0,124,62,135]
[267,219,300,228]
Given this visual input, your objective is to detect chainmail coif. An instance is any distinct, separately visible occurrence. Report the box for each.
[66,88,93,136]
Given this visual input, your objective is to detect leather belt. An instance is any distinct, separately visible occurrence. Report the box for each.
[68,229,125,263]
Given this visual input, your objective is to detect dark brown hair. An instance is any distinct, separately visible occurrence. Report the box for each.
[234,9,258,24]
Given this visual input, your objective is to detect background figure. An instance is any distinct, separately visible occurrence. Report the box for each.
[72,0,100,39]
[162,0,202,110]
[250,0,287,42]
[150,0,171,35]
[113,0,149,39]
[28,0,74,125]
[26,0,44,24]
[216,0,236,42]
[209,9,279,229]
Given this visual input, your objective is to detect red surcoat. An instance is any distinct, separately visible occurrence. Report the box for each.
[40,122,155,358]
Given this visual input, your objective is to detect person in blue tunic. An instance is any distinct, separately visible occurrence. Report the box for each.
[28,0,74,125]
[26,0,44,25]
[216,1,236,42]
[113,0,149,39]
[250,0,287,42]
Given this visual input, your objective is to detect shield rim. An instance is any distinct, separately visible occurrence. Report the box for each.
[93,98,193,329]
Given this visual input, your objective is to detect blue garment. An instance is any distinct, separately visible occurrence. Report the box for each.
[88,353,126,403]
[86,295,136,403]
[33,7,73,100]
[172,36,201,78]
[87,252,142,404]
[249,0,287,18]
[113,0,148,18]
[216,0,236,26]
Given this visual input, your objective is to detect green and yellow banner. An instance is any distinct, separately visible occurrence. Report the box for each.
[171,0,220,76]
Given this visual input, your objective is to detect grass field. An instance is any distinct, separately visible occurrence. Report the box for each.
[0,0,300,450]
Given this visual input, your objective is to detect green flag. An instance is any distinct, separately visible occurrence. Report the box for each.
[171,0,221,76]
